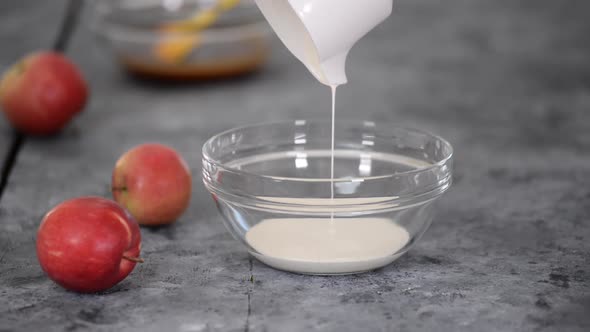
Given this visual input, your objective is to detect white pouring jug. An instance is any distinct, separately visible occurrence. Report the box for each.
[255,0,393,86]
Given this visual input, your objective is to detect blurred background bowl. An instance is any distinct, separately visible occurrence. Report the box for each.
[91,0,271,81]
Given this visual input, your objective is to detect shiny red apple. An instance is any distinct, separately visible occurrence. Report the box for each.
[0,51,88,135]
[36,197,142,293]
[112,143,192,226]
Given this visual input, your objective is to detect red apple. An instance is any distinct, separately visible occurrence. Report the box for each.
[112,143,192,226]
[0,51,88,135]
[36,197,142,293]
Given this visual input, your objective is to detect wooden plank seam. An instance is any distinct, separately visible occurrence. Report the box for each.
[0,0,83,201]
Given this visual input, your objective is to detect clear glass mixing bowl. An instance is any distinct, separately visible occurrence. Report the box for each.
[202,120,453,274]
[91,0,270,80]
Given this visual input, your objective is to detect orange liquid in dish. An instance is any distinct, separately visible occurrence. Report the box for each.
[119,44,269,81]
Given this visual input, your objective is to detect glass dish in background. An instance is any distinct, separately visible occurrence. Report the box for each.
[91,0,270,81]
[202,120,453,274]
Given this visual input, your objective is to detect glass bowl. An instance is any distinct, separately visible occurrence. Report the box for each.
[202,120,453,274]
[91,0,270,80]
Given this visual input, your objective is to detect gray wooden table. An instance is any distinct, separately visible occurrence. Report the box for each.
[1,0,589,331]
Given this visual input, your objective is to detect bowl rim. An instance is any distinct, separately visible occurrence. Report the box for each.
[202,119,454,182]
[90,0,270,43]
[202,119,453,213]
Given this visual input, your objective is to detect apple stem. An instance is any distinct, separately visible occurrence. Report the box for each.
[111,186,127,192]
[123,255,144,263]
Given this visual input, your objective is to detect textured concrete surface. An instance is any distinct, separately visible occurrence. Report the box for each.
[1,0,590,331]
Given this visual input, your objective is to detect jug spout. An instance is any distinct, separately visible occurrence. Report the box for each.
[315,52,348,86]
[255,0,393,86]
